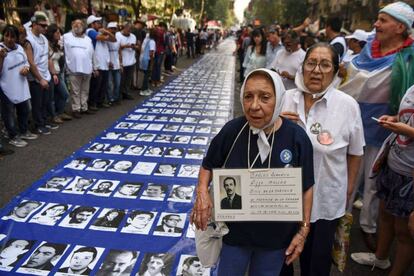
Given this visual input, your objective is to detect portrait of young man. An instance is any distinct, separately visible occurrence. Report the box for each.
[18,242,67,273]
[59,206,97,229]
[96,249,138,276]
[0,239,34,271]
[220,176,242,209]
[153,213,186,237]
[121,210,156,235]
[2,200,43,222]
[176,255,210,276]
[57,246,102,275]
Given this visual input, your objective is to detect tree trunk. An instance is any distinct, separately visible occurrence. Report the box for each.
[199,0,205,26]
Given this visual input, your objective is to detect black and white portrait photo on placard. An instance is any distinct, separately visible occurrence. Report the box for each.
[121,210,157,235]
[176,255,210,276]
[137,253,174,276]
[56,245,104,275]
[153,213,186,237]
[17,242,68,275]
[38,176,73,192]
[90,208,125,231]
[96,249,139,276]
[168,185,194,203]
[59,206,97,229]
[2,200,43,222]
[141,183,167,201]
[63,176,95,194]
[0,239,35,271]
[113,182,142,198]
[29,203,70,226]
[220,176,242,210]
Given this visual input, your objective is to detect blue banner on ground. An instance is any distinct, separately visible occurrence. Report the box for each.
[0,41,235,275]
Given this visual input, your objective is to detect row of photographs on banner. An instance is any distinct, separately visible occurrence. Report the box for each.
[124,113,227,126]
[37,176,195,202]
[0,235,208,276]
[126,108,229,119]
[63,157,200,178]
[140,100,231,110]
[118,119,222,134]
[1,200,196,238]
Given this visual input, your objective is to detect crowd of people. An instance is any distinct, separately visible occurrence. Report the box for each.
[0,11,223,157]
[191,1,414,276]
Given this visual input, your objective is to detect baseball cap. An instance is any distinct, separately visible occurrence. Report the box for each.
[345,29,369,42]
[87,15,102,25]
[107,22,117,28]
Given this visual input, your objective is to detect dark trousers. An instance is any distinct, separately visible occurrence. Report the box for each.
[238,51,245,82]
[50,73,69,115]
[280,219,339,276]
[0,89,30,139]
[120,65,134,98]
[89,70,108,106]
[151,53,164,81]
[187,43,195,58]
[164,51,173,71]
[29,81,50,128]
[141,69,151,91]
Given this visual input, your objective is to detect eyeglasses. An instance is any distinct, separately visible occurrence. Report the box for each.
[38,23,48,28]
[303,59,333,73]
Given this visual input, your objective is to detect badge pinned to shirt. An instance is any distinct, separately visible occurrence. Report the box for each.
[280,149,292,164]
[317,130,334,145]
[310,122,322,134]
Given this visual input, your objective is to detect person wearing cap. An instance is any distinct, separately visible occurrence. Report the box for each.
[342,29,369,63]
[63,19,94,118]
[191,68,314,275]
[280,42,365,276]
[107,22,121,104]
[265,27,282,68]
[24,14,55,135]
[339,1,414,257]
[117,22,137,100]
[86,15,116,110]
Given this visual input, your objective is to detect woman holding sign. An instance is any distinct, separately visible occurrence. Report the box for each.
[191,68,314,275]
[281,43,365,276]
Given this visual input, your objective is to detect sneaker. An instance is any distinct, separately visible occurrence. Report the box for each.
[36,126,51,135]
[9,137,28,147]
[140,89,153,96]
[353,198,363,210]
[20,131,38,140]
[102,103,111,108]
[60,113,73,121]
[45,122,59,130]
[351,252,391,270]
[52,116,64,124]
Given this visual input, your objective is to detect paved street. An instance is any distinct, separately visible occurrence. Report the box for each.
[1,40,413,275]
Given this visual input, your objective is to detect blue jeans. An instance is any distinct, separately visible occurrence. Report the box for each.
[50,73,69,115]
[0,89,30,139]
[218,243,285,276]
[141,69,151,91]
[108,69,121,102]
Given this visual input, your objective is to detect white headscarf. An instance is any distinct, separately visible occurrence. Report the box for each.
[294,67,340,99]
[240,68,286,163]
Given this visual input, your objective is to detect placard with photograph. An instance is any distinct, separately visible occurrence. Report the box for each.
[213,168,303,221]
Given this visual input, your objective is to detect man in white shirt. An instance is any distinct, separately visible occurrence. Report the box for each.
[63,19,94,118]
[86,15,116,110]
[117,22,138,100]
[25,14,53,135]
[269,31,305,90]
[265,28,282,68]
[107,22,122,104]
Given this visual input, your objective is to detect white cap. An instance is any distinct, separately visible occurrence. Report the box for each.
[107,21,117,28]
[87,15,102,25]
[345,29,369,42]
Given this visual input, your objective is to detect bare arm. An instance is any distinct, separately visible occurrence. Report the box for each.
[190,166,213,231]
[96,29,116,42]
[24,43,49,89]
[0,48,6,73]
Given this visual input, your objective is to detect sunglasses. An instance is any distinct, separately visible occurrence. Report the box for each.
[38,23,48,28]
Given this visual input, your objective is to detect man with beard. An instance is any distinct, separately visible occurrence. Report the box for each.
[63,19,94,118]
[97,250,138,276]
[220,177,242,209]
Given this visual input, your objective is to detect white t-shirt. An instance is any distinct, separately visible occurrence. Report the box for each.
[139,36,156,63]
[0,43,31,103]
[63,32,94,75]
[270,48,305,90]
[108,40,121,70]
[87,28,110,70]
[282,87,365,222]
[26,29,51,82]
[116,32,137,67]
[330,36,348,61]
[388,85,414,176]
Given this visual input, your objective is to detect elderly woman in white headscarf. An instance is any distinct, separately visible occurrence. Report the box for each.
[191,68,314,275]
[280,42,365,276]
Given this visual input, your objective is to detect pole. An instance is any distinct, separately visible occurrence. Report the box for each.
[88,0,92,14]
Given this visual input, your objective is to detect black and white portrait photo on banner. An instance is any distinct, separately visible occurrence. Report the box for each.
[121,210,157,235]
[104,144,126,155]
[168,185,195,203]
[85,143,109,153]
[63,176,95,194]
[131,162,157,175]
[90,208,125,231]
[220,175,242,210]
[38,176,74,192]
[86,159,114,172]
[141,183,167,201]
[185,149,205,160]
[177,165,200,178]
[58,206,97,229]
[102,132,122,140]
[96,249,139,276]
[107,160,133,174]
[137,253,174,276]
[64,157,91,170]
[176,255,210,276]
[29,203,70,226]
[165,148,184,158]
[87,180,119,196]
[2,200,43,222]
[113,182,143,198]
[0,239,35,271]
[56,245,104,275]
[17,242,68,275]
[154,164,177,177]
[124,145,147,156]
[153,212,186,237]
